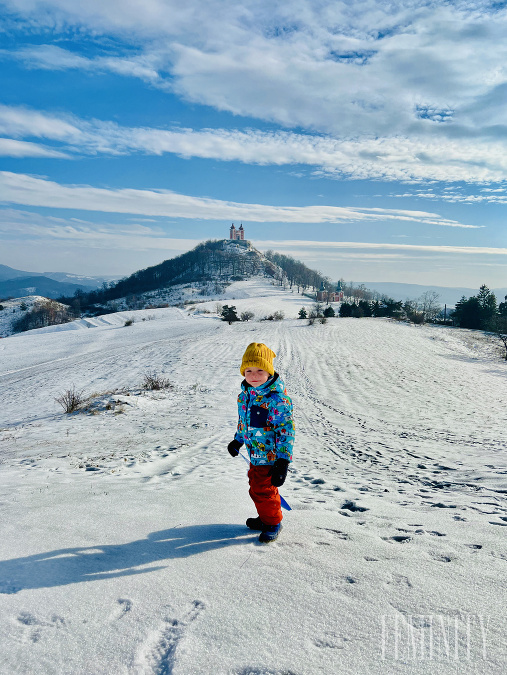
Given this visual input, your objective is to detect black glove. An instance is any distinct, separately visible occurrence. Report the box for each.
[227,439,243,457]
[268,458,289,487]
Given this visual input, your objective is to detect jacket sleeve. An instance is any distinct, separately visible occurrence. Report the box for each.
[270,394,295,462]
[234,393,245,445]
[234,421,244,445]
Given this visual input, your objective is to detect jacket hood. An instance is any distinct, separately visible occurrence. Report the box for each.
[241,372,285,395]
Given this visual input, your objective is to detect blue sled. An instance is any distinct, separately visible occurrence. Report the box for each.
[238,452,292,511]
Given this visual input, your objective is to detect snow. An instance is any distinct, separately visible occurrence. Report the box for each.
[0,277,506,674]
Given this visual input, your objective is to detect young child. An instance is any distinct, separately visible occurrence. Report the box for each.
[227,342,295,543]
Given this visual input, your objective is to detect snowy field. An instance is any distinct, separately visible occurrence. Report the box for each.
[0,278,506,674]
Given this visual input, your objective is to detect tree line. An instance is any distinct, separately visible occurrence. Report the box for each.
[263,250,330,292]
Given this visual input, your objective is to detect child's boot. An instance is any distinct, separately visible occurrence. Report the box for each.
[246,517,264,530]
[258,522,282,543]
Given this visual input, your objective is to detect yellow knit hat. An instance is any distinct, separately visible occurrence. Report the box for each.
[240,343,276,376]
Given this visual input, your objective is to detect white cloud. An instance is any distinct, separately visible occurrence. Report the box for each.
[2,45,163,84]
[0,208,200,251]
[2,2,507,185]
[0,138,69,157]
[0,171,479,228]
[396,188,507,204]
[2,1,507,140]
[256,239,507,256]
[2,104,507,183]
[0,105,82,141]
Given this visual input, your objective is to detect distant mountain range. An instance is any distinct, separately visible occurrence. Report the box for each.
[357,281,507,307]
[0,264,119,300]
[0,264,118,287]
[0,276,92,300]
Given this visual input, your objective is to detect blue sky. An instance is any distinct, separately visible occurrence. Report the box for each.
[0,0,506,288]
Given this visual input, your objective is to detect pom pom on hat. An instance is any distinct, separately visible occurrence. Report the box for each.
[240,343,276,376]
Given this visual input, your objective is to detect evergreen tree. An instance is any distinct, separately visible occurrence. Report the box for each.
[221,305,240,324]
[453,285,498,330]
[371,297,402,318]
[477,284,497,326]
[339,302,353,317]
[453,296,482,329]
[298,307,307,319]
[323,306,335,317]
[358,300,372,317]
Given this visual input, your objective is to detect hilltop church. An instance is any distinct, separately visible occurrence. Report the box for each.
[317,280,344,303]
[229,223,245,240]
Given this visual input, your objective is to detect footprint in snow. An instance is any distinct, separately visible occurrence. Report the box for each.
[135,600,204,675]
[316,527,350,540]
[386,573,413,588]
[313,631,350,649]
[16,612,66,643]
[428,552,453,563]
[108,598,132,622]
[340,500,369,513]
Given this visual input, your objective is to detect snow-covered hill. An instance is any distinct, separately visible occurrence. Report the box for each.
[0,295,71,339]
[0,279,505,674]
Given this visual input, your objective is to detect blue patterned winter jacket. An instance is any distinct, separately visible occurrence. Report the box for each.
[234,373,295,466]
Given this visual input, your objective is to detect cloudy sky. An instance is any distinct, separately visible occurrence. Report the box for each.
[1,0,506,287]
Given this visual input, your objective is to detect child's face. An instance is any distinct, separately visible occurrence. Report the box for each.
[244,368,270,387]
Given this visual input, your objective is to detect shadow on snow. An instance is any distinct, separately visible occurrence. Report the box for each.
[0,523,251,593]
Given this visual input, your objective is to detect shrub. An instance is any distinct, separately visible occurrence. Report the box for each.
[320,316,327,324]
[307,317,315,325]
[308,303,323,320]
[261,310,284,321]
[323,306,335,317]
[0,305,4,311]
[142,372,172,390]
[298,307,307,319]
[409,312,425,324]
[124,317,135,326]
[241,311,254,322]
[55,387,84,413]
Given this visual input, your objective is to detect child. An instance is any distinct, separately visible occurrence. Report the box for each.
[227,342,295,543]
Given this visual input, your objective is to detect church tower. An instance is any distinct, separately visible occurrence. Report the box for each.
[229,223,246,240]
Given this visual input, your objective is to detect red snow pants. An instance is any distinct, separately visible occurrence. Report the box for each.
[248,464,282,526]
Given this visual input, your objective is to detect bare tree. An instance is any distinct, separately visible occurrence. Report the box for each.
[418,291,442,323]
